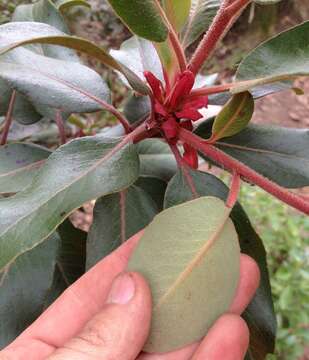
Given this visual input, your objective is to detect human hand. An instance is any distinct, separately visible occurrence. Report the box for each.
[1,231,260,360]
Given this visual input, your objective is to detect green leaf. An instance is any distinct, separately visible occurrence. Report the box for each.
[0,22,150,95]
[1,0,79,124]
[55,0,91,13]
[211,92,254,141]
[12,0,79,61]
[0,232,59,348]
[0,143,51,194]
[0,23,111,119]
[135,176,167,210]
[107,0,168,42]
[86,185,158,269]
[128,197,240,353]
[182,0,222,48]
[162,0,191,32]
[123,94,151,125]
[110,36,164,86]
[164,169,276,359]
[138,139,177,181]
[233,21,309,93]
[0,136,140,271]
[45,220,87,305]
[195,121,309,188]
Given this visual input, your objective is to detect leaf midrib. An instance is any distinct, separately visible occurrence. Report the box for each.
[0,139,125,239]
[155,206,231,309]
[0,159,47,179]
[216,141,309,164]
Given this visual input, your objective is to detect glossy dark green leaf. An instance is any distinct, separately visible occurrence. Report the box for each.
[87,185,158,269]
[162,0,191,32]
[211,92,254,141]
[128,196,239,353]
[0,232,59,348]
[135,176,167,210]
[164,169,276,359]
[182,0,221,48]
[0,136,140,272]
[0,143,51,194]
[44,220,87,306]
[234,21,309,93]
[107,0,168,42]
[195,121,309,188]
[138,139,177,181]
[0,22,150,95]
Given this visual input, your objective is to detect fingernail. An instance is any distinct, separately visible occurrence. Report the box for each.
[107,273,136,305]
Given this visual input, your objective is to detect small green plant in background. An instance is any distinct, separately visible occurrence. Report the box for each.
[240,185,309,359]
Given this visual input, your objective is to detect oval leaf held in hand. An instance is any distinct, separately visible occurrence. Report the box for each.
[128,196,240,353]
[211,91,254,141]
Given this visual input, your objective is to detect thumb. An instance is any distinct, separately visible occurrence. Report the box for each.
[47,272,152,360]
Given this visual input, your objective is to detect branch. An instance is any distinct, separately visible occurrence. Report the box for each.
[154,0,187,72]
[226,171,241,208]
[0,90,17,146]
[55,110,67,145]
[188,0,251,75]
[178,128,309,215]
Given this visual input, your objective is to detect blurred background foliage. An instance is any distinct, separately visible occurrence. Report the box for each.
[0,0,308,358]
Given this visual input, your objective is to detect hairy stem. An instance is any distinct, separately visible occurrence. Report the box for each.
[188,0,251,75]
[226,171,241,208]
[55,110,67,145]
[0,90,17,146]
[178,128,309,215]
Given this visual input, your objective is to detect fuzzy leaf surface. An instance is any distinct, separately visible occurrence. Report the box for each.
[110,36,164,86]
[233,21,309,93]
[0,143,51,194]
[0,22,150,95]
[128,197,240,353]
[0,23,110,119]
[195,121,309,188]
[211,92,254,141]
[0,136,139,271]
[182,0,222,47]
[86,185,157,269]
[164,169,276,359]
[107,0,168,42]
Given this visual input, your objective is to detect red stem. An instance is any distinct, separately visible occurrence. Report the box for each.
[0,90,17,146]
[226,171,241,208]
[189,83,234,99]
[169,143,198,198]
[55,110,67,145]
[154,0,187,72]
[188,0,251,75]
[178,128,309,215]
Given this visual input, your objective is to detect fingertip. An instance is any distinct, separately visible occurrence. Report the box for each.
[230,254,260,314]
[192,314,249,360]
